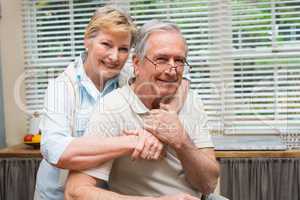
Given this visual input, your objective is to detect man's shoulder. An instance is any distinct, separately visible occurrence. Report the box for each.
[180,90,205,115]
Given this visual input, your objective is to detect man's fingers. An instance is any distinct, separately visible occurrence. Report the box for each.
[148,109,162,115]
[159,103,176,113]
[143,121,157,134]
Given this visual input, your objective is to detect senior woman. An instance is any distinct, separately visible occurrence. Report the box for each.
[34,6,190,200]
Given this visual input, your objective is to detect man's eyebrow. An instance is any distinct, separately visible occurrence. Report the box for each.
[153,53,169,58]
[153,54,183,58]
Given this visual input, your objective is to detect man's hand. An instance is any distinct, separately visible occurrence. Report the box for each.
[143,109,187,149]
[158,193,199,200]
[123,129,164,160]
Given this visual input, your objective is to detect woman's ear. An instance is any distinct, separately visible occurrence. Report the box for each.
[132,54,140,77]
[84,37,90,52]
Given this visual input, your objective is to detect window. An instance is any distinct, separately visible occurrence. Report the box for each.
[22,0,300,140]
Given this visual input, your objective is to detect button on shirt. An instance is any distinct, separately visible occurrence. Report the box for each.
[35,54,118,200]
[83,83,214,198]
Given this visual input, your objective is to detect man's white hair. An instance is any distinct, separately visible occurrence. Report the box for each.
[134,20,188,60]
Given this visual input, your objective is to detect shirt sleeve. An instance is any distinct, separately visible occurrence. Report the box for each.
[39,78,74,165]
[181,91,214,149]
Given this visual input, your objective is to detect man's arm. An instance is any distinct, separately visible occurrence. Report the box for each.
[174,135,219,194]
[143,110,220,195]
[65,171,200,200]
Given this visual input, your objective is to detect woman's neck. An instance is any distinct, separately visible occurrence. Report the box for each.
[83,61,108,92]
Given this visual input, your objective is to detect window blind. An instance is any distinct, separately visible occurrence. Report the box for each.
[22,0,119,115]
[223,0,300,135]
[22,0,300,136]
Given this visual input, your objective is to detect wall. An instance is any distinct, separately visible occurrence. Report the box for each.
[0,0,27,146]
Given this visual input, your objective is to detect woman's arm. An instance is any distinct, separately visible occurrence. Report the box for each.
[57,135,137,170]
[41,79,163,170]
[57,131,163,170]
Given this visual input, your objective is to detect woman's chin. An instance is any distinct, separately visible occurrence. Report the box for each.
[101,69,121,79]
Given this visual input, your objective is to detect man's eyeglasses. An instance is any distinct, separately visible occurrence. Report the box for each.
[144,56,191,73]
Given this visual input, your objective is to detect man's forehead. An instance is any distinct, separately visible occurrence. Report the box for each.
[146,31,186,56]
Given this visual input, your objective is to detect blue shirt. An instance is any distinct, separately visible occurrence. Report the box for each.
[35,54,119,200]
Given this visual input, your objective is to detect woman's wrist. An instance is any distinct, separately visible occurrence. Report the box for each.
[119,135,139,154]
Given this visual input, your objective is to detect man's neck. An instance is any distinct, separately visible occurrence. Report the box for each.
[131,82,161,110]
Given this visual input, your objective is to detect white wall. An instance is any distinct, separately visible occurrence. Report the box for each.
[0,0,27,146]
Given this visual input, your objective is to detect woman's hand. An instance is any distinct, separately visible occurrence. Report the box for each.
[123,129,164,161]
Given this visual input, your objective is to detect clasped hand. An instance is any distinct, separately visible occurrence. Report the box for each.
[123,129,164,160]
[123,105,186,160]
[143,108,187,149]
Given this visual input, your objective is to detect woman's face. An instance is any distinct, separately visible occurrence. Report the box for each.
[84,29,131,81]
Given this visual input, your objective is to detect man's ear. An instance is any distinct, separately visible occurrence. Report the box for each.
[132,54,140,77]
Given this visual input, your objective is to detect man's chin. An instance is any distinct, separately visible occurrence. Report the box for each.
[158,87,178,98]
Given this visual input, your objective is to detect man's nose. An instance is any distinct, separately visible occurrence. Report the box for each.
[165,65,178,76]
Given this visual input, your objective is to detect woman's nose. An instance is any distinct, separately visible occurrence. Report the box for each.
[108,48,118,61]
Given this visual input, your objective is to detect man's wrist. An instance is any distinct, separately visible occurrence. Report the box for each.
[172,130,194,151]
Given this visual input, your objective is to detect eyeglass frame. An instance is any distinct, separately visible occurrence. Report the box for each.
[144,56,191,73]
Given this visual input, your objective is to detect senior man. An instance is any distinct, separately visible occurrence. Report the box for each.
[65,20,220,200]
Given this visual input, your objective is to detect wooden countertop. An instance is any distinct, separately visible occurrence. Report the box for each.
[1,144,300,158]
[0,144,41,158]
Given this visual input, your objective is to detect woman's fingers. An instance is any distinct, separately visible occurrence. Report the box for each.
[123,129,139,136]
[140,138,152,159]
[131,135,144,160]
[152,141,164,160]
[128,129,165,161]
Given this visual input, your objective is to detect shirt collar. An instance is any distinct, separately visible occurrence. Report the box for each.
[75,52,119,101]
[119,79,150,114]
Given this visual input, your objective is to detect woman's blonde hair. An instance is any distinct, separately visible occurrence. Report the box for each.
[84,6,137,46]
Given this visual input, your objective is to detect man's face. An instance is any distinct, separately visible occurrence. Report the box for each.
[133,31,187,99]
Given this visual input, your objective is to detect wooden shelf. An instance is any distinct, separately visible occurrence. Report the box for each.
[215,150,300,158]
[1,144,300,158]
